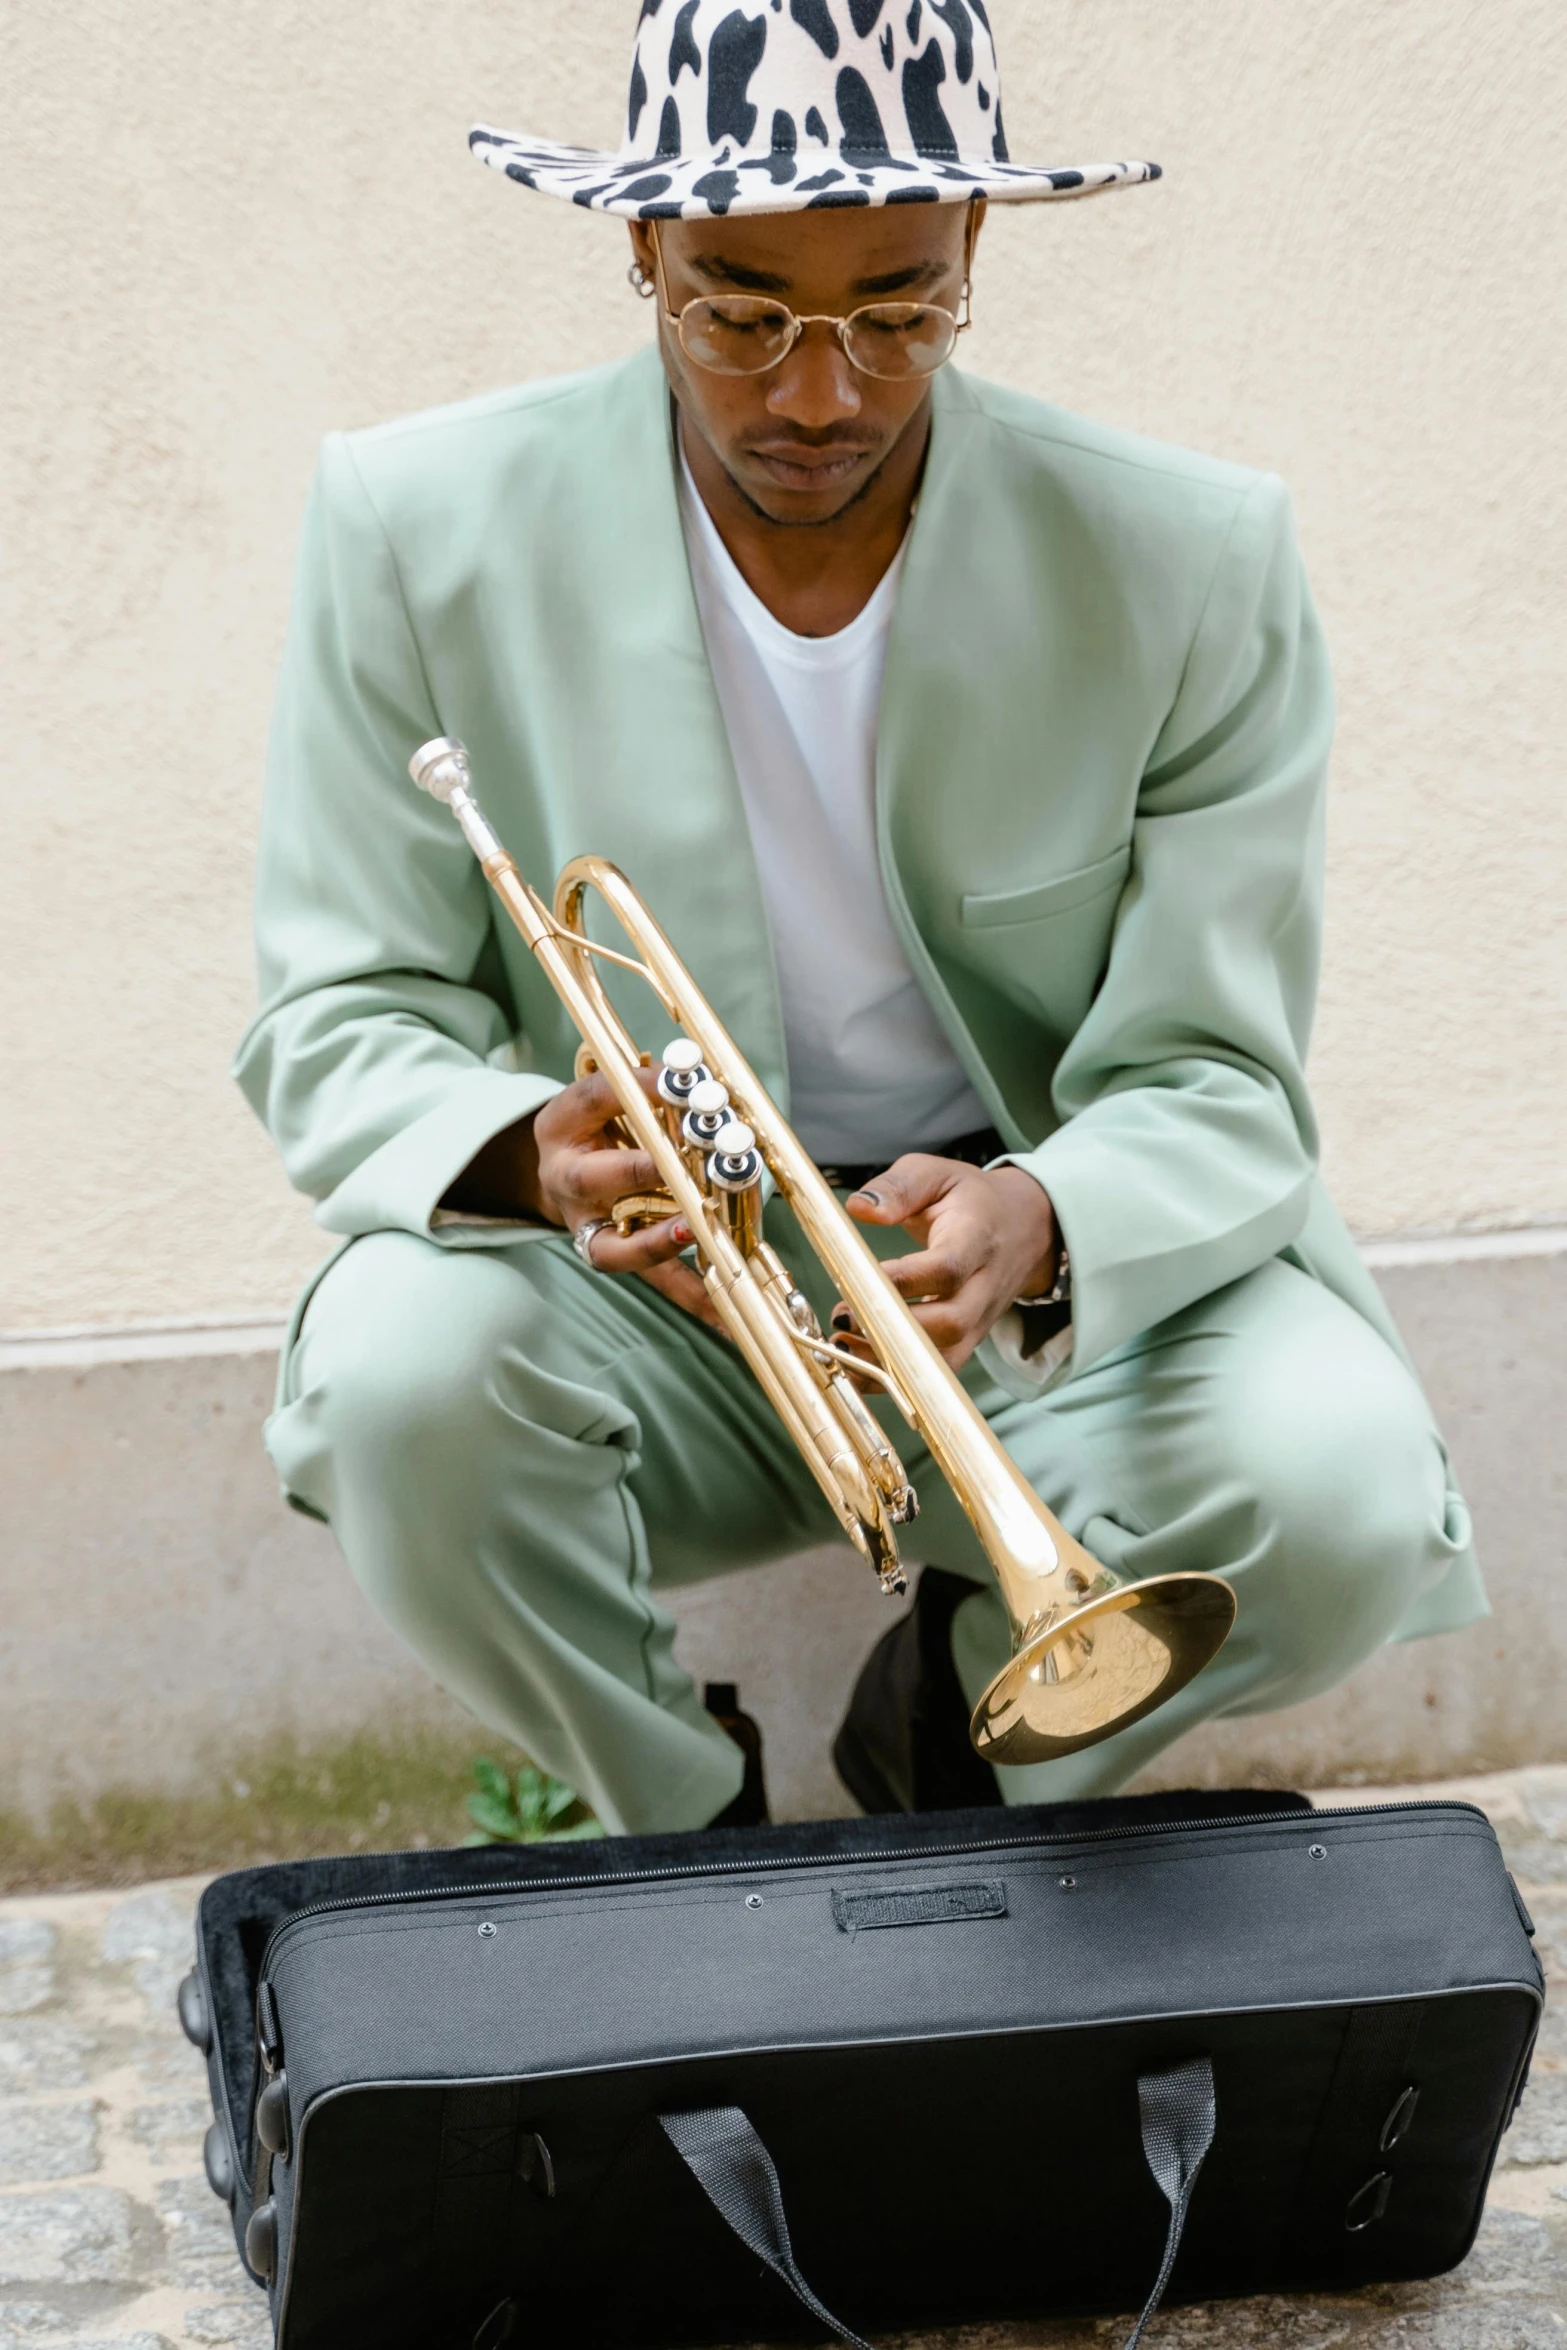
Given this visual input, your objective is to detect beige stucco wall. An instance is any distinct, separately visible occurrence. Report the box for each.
[3,0,1563,1333]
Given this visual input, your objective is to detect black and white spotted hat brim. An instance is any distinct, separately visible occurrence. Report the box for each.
[470,127,1157,219]
[474,0,1160,224]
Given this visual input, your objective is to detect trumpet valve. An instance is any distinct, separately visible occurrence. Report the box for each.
[681,1078,733,1150]
[657,1039,711,1109]
[706,1121,764,1256]
[705,1121,763,1195]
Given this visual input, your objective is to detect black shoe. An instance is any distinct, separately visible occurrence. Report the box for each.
[704,1682,771,1827]
[832,1568,1003,1814]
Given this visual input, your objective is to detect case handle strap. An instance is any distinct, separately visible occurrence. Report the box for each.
[1124,2055,1218,2348]
[661,2058,1215,2350]
[659,2106,871,2350]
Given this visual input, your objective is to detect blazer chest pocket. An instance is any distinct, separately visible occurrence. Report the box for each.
[957,843,1132,1039]
[961,843,1132,931]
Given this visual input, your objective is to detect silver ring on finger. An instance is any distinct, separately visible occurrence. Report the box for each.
[572,1217,616,1272]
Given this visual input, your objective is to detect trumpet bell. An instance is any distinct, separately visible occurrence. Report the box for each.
[969,1571,1238,1766]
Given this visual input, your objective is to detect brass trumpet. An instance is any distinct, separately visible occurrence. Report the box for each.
[410,738,1236,1766]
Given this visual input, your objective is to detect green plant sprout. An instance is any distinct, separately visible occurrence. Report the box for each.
[464,1758,601,1846]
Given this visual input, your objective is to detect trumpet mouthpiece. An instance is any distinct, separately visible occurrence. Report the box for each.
[409,737,471,803]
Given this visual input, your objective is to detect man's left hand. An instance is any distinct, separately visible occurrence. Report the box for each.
[841,1158,1059,1371]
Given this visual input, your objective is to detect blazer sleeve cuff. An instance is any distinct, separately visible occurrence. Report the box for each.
[988,1139,1313,1376]
[976,1307,1076,1402]
[315,1070,565,1249]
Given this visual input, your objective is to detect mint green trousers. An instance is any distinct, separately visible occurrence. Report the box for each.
[266,1208,1467,1835]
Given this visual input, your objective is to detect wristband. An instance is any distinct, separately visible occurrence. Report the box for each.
[1016,1241,1070,1312]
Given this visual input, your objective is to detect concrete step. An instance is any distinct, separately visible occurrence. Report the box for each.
[1,1236,1563,1881]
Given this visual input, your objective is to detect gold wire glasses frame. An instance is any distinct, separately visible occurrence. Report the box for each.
[644,207,976,383]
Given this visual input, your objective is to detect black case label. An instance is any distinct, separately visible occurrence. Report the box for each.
[830,1880,1007,1935]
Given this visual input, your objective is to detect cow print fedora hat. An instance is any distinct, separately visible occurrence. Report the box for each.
[470,0,1159,221]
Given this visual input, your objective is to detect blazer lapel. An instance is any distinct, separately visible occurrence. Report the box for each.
[478,346,790,1110]
[876,369,1033,1148]
[877,367,1159,1151]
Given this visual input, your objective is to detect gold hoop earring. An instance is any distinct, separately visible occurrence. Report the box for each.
[628,259,656,300]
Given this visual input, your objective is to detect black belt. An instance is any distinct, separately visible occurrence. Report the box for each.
[817,1124,1007,1196]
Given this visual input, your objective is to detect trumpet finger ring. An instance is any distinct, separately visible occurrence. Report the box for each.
[572,1217,616,1272]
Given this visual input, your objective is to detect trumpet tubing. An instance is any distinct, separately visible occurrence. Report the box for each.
[410,738,1236,1764]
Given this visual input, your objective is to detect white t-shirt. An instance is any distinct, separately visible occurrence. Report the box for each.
[678,450,989,1166]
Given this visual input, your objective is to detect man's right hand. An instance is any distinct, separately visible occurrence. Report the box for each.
[443,1072,721,1327]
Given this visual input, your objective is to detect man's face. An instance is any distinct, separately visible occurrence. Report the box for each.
[630,201,981,528]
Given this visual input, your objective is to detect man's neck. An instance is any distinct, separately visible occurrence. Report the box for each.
[678,405,929,640]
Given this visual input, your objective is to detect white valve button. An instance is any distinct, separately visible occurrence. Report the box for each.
[687,1079,730,1118]
[707,1127,765,1194]
[661,1040,705,1074]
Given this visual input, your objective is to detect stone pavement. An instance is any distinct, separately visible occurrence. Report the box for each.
[0,1774,1563,2349]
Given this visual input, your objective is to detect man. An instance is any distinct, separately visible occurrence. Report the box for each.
[238,0,1483,1836]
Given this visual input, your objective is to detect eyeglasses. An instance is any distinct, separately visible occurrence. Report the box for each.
[647,213,975,383]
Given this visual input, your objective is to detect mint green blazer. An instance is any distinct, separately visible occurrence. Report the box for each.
[236,346,1481,1640]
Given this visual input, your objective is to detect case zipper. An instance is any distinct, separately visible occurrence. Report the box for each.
[257,1798,1484,1983]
